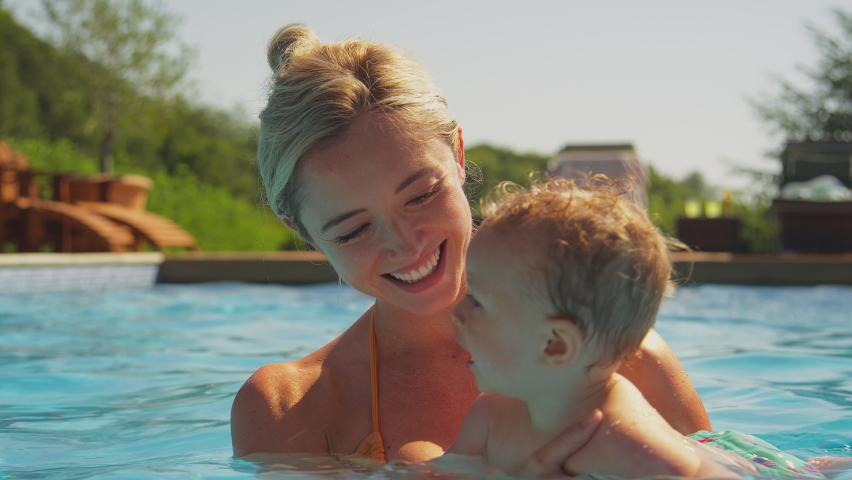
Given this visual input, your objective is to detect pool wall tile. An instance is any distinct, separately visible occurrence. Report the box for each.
[0,253,162,293]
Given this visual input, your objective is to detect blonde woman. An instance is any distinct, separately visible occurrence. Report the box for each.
[231,24,711,469]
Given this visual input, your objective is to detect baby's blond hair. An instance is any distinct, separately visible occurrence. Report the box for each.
[480,175,677,363]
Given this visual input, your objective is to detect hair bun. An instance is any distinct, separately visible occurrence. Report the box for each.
[267,23,320,74]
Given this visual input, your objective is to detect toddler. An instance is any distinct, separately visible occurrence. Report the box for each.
[445,177,824,479]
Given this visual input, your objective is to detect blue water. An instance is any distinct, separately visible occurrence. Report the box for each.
[1,282,851,479]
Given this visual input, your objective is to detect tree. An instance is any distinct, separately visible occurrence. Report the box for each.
[751,8,852,143]
[40,0,194,173]
[464,143,550,212]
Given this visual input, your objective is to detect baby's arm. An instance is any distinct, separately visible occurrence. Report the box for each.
[446,394,491,456]
[566,376,740,479]
[425,396,491,474]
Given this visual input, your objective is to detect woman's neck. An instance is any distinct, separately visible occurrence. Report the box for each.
[371,300,461,357]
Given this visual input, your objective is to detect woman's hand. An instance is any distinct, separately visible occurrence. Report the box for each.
[515,409,603,478]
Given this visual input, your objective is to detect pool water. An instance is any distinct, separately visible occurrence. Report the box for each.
[1,282,851,479]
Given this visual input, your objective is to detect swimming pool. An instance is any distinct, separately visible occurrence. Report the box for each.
[1,282,850,479]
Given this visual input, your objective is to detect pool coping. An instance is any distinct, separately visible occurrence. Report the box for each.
[2,251,851,288]
[0,252,164,265]
[669,252,852,285]
[160,251,852,286]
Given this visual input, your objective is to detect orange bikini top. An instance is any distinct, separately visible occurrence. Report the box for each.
[348,307,387,463]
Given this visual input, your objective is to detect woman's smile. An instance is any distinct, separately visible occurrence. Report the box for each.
[382,240,450,294]
[385,242,443,283]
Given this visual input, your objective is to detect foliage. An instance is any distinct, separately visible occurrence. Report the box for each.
[0,7,102,149]
[732,201,780,254]
[8,137,100,175]
[646,166,708,236]
[40,0,195,172]
[143,166,299,252]
[751,8,852,142]
[464,144,550,212]
[41,0,192,96]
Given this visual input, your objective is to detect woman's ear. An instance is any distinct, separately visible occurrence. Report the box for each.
[279,214,323,255]
[456,126,466,184]
[542,317,583,368]
[279,214,298,232]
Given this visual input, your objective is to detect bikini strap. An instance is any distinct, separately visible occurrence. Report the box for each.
[369,306,380,435]
[342,305,386,463]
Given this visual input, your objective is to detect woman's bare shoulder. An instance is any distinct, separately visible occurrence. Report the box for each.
[567,375,714,478]
[230,356,330,457]
[618,329,712,434]
[236,359,323,411]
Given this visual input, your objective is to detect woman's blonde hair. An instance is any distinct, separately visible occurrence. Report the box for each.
[480,175,679,364]
[258,24,460,237]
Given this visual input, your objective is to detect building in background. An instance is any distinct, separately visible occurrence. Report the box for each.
[547,143,648,208]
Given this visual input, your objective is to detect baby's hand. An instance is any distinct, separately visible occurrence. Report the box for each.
[515,410,603,478]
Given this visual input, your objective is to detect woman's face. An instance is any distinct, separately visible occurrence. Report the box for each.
[295,113,471,315]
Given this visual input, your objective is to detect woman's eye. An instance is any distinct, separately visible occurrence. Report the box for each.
[336,224,369,244]
[408,186,440,206]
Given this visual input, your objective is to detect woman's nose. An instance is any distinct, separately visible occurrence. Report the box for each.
[384,216,421,259]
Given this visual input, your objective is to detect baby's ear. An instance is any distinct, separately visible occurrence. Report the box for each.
[542,317,583,368]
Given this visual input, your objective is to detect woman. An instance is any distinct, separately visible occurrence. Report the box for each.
[231,23,711,465]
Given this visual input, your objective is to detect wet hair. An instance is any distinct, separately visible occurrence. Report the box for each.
[257,24,460,240]
[479,175,678,364]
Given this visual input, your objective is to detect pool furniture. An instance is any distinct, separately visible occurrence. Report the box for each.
[675,217,743,253]
[0,141,197,253]
[59,173,198,252]
[772,141,852,252]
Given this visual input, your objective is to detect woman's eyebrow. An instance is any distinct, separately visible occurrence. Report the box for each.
[321,208,367,234]
[395,167,433,194]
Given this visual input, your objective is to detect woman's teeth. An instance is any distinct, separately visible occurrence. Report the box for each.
[389,248,441,283]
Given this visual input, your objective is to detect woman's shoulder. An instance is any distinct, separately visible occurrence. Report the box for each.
[239,358,324,405]
[230,356,332,456]
[235,325,358,405]
[618,329,712,434]
[567,375,710,478]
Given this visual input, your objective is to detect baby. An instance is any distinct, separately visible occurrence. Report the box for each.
[444,177,824,479]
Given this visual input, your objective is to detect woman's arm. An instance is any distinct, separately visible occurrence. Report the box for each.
[617,329,712,435]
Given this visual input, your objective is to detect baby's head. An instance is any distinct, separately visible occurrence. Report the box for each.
[453,176,674,396]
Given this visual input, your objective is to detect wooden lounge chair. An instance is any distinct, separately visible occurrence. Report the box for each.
[12,196,135,252]
[0,142,136,253]
[76,200,197,252]
[63,174,198,252]
[1,141,196,253]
